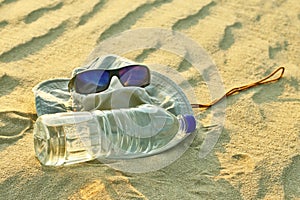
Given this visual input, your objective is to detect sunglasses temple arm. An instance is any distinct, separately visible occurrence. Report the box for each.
[68,77,76,92]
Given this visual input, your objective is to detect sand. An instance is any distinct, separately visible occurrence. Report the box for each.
[0,0,299,199]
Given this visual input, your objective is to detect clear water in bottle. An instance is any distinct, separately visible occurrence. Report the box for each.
[34,104,196,166]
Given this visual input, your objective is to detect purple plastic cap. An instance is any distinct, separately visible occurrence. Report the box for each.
[183,114,196,133]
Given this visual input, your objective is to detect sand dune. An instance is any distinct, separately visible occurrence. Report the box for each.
[0,0,299,199]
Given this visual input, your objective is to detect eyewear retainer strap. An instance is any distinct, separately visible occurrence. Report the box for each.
[191,67,285,109]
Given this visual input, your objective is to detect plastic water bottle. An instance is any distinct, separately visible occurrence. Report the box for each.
[33,104,196,166]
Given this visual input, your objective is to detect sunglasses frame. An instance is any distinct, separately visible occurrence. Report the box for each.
[68,64,151,94]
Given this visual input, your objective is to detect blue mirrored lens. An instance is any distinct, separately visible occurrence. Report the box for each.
[75,70,110,94]
[119,66,149,86]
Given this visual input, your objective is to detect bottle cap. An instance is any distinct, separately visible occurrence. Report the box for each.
[183,114,196,133]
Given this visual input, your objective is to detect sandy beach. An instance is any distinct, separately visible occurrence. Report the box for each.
[0,0,299,199]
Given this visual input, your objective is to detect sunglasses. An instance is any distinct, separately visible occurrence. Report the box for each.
[68,65,151,94]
